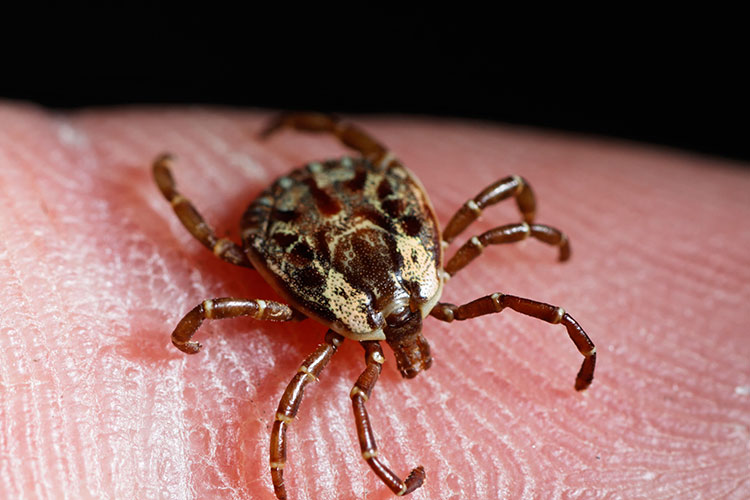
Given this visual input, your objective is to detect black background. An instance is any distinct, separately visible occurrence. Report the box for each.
[3,7,747,162]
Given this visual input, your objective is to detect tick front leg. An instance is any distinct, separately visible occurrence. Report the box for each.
[351,341,426,496]
[442,175,536,244]
[431,294,596,391]
[153,154,253,268]
[445,222,570,276]
[270,330,344,500]
[170,298,299,354]
[260,112,396,167]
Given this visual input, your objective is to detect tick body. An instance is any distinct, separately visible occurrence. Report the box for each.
[153,113,596,499]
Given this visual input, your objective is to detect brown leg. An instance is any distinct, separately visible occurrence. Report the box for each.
[153,154,252,268]
[442,175,536,244]
[445,222,571,276]
[170,298,299,354]
[351,341,426,496]
[270,330,344,500]
[430,294,596,391]
[260,112,395,167]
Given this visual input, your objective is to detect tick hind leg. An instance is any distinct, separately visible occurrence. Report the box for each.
[153,154,252,268]
[430,294,595,391]
[260,112,396,167]
[445,222,570,276]
[170,298,300,354]
[442,175,536,244]
[270,330,344,500]
[350,341,426,496]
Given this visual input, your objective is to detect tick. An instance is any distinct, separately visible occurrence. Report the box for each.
[153,113,596,499]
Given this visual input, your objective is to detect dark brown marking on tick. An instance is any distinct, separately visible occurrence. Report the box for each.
[345,166,368,192]
[354,206,395,233]
[400,215,423,237]
[314,229,331,264]
[271,208,300,223]
[381,198,404,219]
[377,177,394,199]
[324,159,340,170]
[296,266,326,289]
[304,177,342,216]
[289,241,315,266]
[272,232,299,248]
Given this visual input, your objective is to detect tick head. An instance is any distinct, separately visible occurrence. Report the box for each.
[383,301,432,379]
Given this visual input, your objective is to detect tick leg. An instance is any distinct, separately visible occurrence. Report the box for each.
[442,175,536,244]
[445,222,570,276]
[170,298,299,354]
[260,112,396,167]
[153,154,253,268]
[351,341,426,496]
[270,330,344,500]
[430,294,595,391]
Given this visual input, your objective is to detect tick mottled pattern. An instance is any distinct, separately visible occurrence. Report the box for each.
[153,113,596,499]
[242,156,442,342]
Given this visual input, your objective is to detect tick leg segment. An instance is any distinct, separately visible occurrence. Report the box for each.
[430,294,595,391]
[351,341,426,496]
[270,331,344,500]
[442,175,536,244]
[260,112,396,167]
[153,154,252,268]
[445,223,570,276]
[171,298,299,354]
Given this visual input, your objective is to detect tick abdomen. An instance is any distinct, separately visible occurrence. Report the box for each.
[241,157,443,341]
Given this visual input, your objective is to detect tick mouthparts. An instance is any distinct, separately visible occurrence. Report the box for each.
[388,332,433,379]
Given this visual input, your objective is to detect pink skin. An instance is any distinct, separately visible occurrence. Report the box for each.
[1,103,749,500]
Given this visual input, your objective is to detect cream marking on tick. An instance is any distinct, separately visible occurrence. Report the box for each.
[379,151,396,168]
[202,299,214,318]
[350,387,368,401]
[298,365,318,382]
[255,299,267,318]
[466,199,481,214]
[170,194,187,207]
[512,175,524,194]
[490,293,503,311]
[275,412,294,423]
[552,307,565,324]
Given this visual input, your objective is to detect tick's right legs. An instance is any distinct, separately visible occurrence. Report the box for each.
[442,175,537,244]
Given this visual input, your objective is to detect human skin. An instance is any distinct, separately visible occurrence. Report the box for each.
[0,103,748,500]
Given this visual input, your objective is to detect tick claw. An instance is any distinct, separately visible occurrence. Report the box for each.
[401,466,426,495]
[173,339,202,354]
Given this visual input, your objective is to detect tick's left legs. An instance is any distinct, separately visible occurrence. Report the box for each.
[350,341,426,496]
[170,298,300,354]
[430,294,596,391]
[271,331,344,500]
[444,222,570,276]
[153,154,252,268]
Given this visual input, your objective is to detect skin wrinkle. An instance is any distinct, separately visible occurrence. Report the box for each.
[0,126,84,499]
[1,105,750,499]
